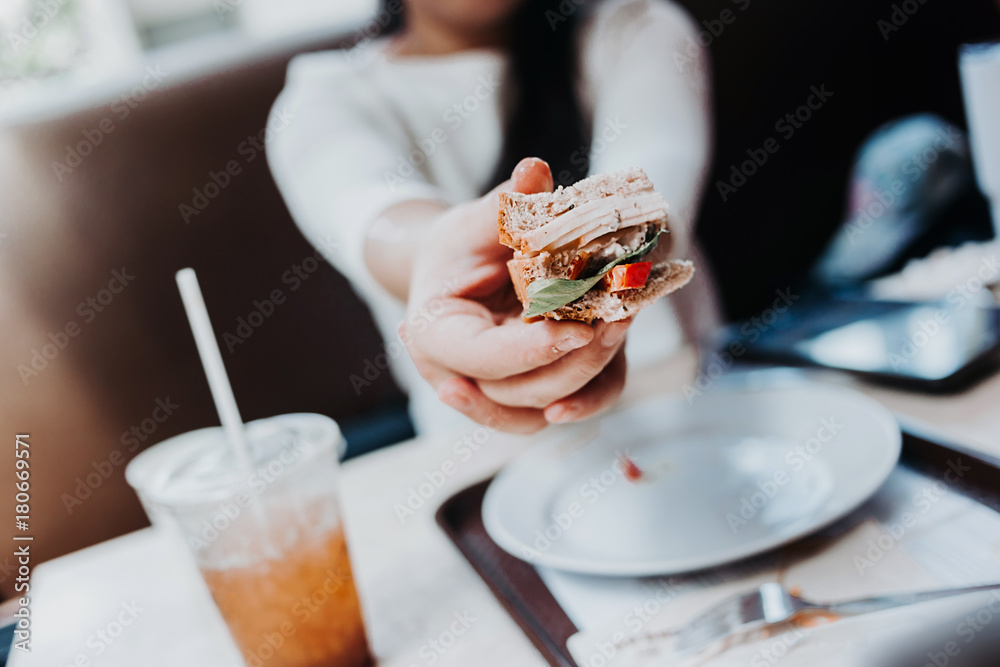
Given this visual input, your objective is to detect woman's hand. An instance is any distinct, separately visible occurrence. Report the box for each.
[402,158,630,434]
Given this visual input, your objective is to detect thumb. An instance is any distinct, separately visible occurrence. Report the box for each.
[481,157,555,208]
[470,157,554,253]
[511,157,554,194]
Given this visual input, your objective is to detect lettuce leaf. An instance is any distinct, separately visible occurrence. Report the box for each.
[523,229,665,318]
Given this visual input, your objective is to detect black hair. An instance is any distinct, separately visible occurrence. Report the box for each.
[380,0,590,192]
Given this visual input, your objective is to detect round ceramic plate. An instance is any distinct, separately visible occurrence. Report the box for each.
[482,383,901,577]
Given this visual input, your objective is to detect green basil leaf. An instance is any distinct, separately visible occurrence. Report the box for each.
[524,229,665,317]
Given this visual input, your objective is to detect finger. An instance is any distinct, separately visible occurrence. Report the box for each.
[544,347,628,424]
[411,302,596,380]
[437,376,549,435]
[511,157,554,194]
[480,158,553,203]
[476,319,630,408]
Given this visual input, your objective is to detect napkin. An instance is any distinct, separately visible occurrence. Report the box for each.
[563,467,1000,666]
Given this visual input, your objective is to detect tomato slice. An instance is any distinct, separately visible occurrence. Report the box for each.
[618,453,644,482]
[607,261,652,291]
[567,250,590,279]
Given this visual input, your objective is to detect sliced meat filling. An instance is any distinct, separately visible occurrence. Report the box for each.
[510,222,659,282]
[558,222,659,279]
[518,191,668,255]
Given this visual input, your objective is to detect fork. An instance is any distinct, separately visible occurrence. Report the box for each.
[671,581,1000,654]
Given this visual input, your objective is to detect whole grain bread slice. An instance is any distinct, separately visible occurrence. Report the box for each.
[498,168,658,252]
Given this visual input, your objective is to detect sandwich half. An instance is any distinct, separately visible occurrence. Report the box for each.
[498,168,694,323]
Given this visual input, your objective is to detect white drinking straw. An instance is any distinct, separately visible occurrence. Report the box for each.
[175,268,254,477]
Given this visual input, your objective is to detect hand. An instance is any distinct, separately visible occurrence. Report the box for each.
[402,158,630,434]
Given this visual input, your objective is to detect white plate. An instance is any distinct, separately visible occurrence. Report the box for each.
[482,384,901,577]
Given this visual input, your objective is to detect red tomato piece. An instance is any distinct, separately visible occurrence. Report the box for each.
[619,453,644,482]
[567,251,590,279]
[607,262,652,291]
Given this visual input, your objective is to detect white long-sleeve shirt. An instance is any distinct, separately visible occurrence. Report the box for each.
[267,0,712,436]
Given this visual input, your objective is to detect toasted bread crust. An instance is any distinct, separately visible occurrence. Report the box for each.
[497,191,520,250]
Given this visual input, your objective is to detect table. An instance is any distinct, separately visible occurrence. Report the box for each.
[11,350,1000,667]
[11,401,553,667]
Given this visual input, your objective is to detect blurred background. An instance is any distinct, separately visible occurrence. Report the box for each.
[1,0,999,598]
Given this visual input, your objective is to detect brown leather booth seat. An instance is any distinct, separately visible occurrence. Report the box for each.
[0,33,405,596]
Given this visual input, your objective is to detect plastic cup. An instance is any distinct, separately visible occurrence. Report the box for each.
[959,42,1000,236]
[125,413,372,667]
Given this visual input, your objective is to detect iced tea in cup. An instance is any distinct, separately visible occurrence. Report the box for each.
[126,413,372,667]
